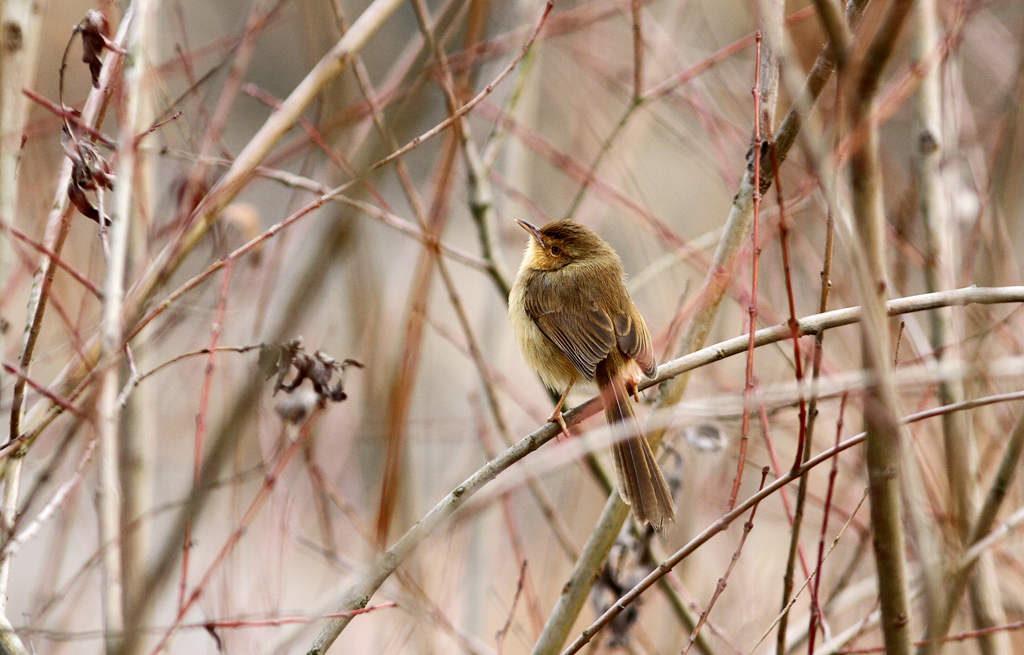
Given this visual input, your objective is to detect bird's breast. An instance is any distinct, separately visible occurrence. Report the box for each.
[509,274,581,392]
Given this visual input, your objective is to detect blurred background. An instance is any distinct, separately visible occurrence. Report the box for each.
[2,0,1024,653]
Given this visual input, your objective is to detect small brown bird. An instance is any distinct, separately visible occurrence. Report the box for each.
[509,218,675,528]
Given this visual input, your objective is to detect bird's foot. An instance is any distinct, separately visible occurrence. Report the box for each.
[627,381,641,403]
[548,410,571,440]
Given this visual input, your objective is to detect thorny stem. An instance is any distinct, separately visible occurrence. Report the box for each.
[774,23,846,643]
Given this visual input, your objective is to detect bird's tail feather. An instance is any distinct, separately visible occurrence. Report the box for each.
[597,368,675,529]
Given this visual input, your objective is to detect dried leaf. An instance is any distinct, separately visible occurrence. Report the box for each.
[80,10,110,87]
[65,138,114,225]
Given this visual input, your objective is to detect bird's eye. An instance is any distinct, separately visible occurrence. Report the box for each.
[550,245,561,255]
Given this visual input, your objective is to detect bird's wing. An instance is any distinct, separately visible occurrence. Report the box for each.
[524,272,616,381]
[613,306,657,378]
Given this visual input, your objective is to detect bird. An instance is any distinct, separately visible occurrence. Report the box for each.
[509,218,675,528]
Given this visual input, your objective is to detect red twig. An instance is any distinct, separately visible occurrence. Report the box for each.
[765,130,808,470]
[766,112,825,648]
[370,0,555,172]
[3,221,102,298]
[1,361,83,417]
[22,87,116,147]
[496,561,529,655]
[808,392,849,652]
[728,31,763,512]
[682,467,770,654]
[242,83,392,212]
[754,390,815,575]
[178,260,235,612]
[154,407,322,655]
[194,603,397,631]
[127,184,345,343]
[837,620,1024,653]
[560,385,1024,655]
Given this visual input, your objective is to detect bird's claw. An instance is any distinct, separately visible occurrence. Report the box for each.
[549,410,571,440]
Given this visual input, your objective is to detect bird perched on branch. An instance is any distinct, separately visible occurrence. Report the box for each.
[509,218,675,528]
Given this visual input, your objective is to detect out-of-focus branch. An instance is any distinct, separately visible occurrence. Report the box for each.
[294,283,1024,655]
[923,408,1024,651]
[912,1,1009,654]
[847,1,916,654]
[98,1,156,652]
[116,0,410,365]
[0,0,45,420]
[1,6,132,621]
[0,610,27,655]
[560,393,1004,655]
[811,0,852,67]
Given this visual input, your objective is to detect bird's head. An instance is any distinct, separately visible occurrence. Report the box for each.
[516,219,611,272]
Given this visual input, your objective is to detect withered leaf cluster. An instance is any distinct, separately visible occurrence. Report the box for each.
[62,125,113,225]
[260,339,362,423]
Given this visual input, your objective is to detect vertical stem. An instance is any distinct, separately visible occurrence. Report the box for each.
[848,3,916,653]
[0,0,44,415]
[913,0,1010,652]
[1,2,131,628]
[179,261,234,610]
[808,393,848,652]
[732,32,764,512]
[99,2,153,652]
[631,0,643,102]
[121,11,156,643]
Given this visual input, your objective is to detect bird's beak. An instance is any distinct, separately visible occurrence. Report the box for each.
[515,219,544,244]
